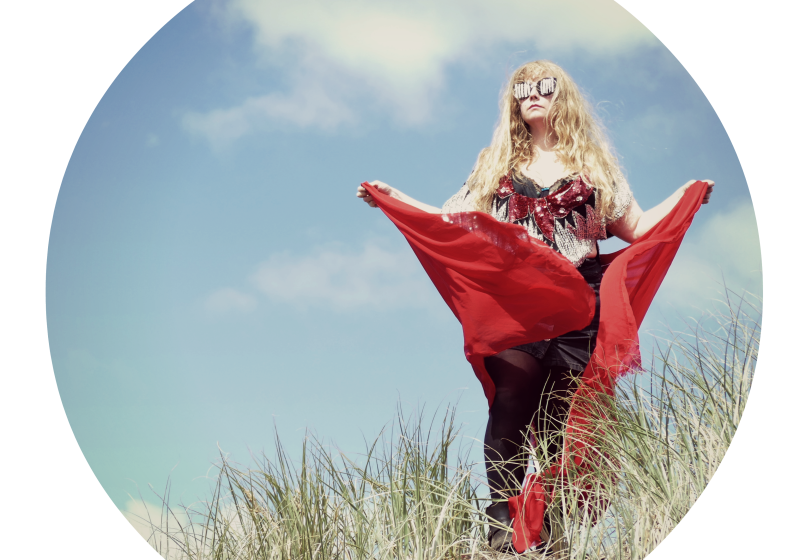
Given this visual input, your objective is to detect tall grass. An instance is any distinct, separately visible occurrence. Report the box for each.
[132,298,758,560]
[566,296,758,559]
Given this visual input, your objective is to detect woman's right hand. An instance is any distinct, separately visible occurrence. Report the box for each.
[356,180,396,208]
[357,181,442,214]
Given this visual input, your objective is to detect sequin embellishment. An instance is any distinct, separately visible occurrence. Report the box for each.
[442,173,633,267]
[497,174,594,242]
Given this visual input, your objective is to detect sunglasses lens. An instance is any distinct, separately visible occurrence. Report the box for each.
[539,77,556,95]
[513,82,532,99]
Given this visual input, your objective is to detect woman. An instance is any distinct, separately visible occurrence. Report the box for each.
[356,60,713,553]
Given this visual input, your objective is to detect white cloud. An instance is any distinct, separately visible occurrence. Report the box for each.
[204,287,258,313]
[250,242,438,311]
[186,0,655,145]
[182,90,354,148]
[654,200,762,315]
[123,496,271,558]
[122,498,191,559]
[228,0,653,77]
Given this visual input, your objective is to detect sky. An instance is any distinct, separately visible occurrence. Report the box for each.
[44,0,760,529]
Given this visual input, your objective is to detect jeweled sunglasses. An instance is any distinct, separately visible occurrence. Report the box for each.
[513,77,557,100]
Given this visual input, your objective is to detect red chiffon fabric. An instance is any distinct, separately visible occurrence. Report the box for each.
[361,181,707,552]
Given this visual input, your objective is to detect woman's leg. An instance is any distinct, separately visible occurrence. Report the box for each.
[532,366,581,463]
[483,357,582,550]
[532,365,582,550]
[484,348,548,503]
[483,348,548,550]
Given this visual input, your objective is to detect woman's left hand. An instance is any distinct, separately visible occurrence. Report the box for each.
[681,179,714,204]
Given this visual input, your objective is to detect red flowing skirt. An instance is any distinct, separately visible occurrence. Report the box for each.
[361,181,707,552]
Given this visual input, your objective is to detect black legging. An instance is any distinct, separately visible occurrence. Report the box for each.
[483,348,580,502]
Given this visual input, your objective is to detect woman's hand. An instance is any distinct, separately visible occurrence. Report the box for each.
[609,178,716,243]
[356,181,443,213]
[681,179,715,204]
[356,180,396,208]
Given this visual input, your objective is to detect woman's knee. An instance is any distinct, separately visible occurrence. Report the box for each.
[485,349,546,387]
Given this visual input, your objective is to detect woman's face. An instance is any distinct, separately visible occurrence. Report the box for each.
[516,75,556,128]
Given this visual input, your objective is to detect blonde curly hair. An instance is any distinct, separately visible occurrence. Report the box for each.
[467,60,625,219]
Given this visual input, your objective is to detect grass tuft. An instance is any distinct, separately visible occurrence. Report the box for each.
[130,296,758,560]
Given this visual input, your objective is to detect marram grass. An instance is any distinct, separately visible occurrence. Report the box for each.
[132,299,758,560]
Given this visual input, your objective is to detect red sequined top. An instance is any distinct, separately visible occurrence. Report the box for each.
[442,172,633,266]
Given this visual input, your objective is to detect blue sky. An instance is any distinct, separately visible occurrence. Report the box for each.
[45,0,760,523]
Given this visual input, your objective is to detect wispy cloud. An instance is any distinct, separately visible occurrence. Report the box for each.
[610,103,710,160]
[249,242,438,311]
[654,200,762,315]
[186,0,655,146]
[123,497,257,558]
[182,90,354,149]
[122,498,193,559]
[204,287,258,314]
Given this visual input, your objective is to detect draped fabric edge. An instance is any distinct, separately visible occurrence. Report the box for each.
[361,181,707,553]
[508,182,706,552]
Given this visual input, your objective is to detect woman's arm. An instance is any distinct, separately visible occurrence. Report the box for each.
[356,180,442,213]
[607,179,714,243]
